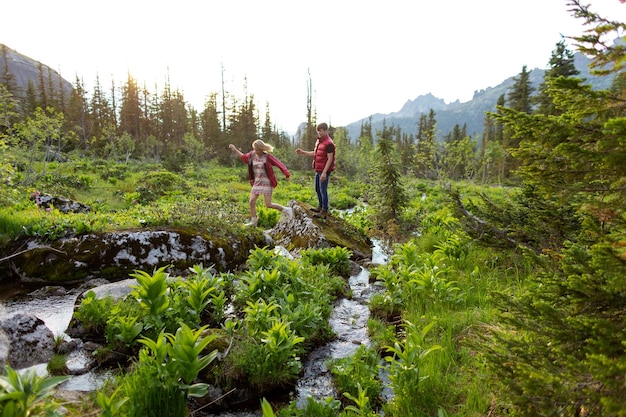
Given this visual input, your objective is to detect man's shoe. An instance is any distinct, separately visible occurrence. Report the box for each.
[310,206,322,213]
[313,210,327,219]
[245,217,258,227]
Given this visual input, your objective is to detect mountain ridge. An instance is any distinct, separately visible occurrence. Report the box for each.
[343,47,615,141]
[1,42,615,143]
[0,44,73,98]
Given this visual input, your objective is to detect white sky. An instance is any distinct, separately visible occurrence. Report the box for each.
[2,1,624,133]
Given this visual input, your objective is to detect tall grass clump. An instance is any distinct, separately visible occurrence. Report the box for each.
[115,324,218,417]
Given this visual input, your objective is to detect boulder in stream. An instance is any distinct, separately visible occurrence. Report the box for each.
[268,201,372,262]
[0,313,55,369]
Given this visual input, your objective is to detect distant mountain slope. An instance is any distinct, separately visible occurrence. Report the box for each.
[344,50,615,141]
[0,44,73,98]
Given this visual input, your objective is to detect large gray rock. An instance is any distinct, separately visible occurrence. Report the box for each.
[2,226,267,283]
[65,278,137,340]
[268,201,372,262]
[0,313,55,369]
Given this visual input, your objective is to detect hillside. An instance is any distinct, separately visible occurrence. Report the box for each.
[0,44,73,98]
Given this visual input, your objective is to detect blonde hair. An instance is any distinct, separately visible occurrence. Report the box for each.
[252,139,274,153]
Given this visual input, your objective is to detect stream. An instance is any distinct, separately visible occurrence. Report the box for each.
[0,241,389,415]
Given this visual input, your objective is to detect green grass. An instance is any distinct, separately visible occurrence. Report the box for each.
[0,155,536,416]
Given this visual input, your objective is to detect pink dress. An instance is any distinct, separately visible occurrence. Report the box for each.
[251,154,273,195]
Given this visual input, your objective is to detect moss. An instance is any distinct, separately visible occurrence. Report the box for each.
[310,213,372,257]
[4,226,268,284]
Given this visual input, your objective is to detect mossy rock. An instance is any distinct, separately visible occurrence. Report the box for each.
[2,226,267,284]
[269,201,372,261]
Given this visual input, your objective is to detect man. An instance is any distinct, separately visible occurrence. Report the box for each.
[296,122,335,218]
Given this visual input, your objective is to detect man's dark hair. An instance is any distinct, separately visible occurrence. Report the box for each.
[316,122,328,131]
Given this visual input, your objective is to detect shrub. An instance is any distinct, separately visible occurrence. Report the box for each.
[384,320,441,416]
[73,291,116,338]
[135,171,187,203]
[0,365,69,417]
[330,345,383,409]
[301,246,352,278]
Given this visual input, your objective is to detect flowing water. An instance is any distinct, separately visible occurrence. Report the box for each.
[0,283,79,337]
[0,241,390,415]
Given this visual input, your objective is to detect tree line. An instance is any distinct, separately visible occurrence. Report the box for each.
[0,8,620,186]
[0,55,297,170]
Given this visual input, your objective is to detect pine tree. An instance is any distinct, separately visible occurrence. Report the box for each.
[534,39,579,115]
[63,75,88,150]
[354,117,375,180]
[501,66,535,177]
[1,45,21,102]
[225,89,258,164]
[397,131,414,175]
[482,2,626,414]
[0,83,19,139]
[370,123,407,235]
[119,73,142,140]
[414,109,438,179]
[36,62,47,109]
[200,93,221,160]
[89,74,116,153]
[507,65,534,114]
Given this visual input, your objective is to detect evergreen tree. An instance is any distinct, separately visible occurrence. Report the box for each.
[481,2,626,414]
[0,83,19,139]
[507,65,534,114]
[370,123,407,235]
[359,116,373,146]
[46,66,58,110]
[502,65,535,177]
[397,131,414,175]
[260,102,273,144]
[534,39,580,115]
[36,62,47,109]
[200,93,221,160]
[354,117,375,181]
[226,90,258,164]
[89,74,116,152]
[1,45,21,103]
[141,82,159,158]
[414,109,437,179]
[159,76,189,161]
[23,80,38,116]
[119,73,142,140]
[331,126,354,177]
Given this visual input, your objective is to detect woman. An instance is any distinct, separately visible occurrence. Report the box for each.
[229,140,293,226]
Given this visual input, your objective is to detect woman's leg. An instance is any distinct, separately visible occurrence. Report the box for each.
[249,193,259,220]
[263,193,281,211]
[263,194,293,219]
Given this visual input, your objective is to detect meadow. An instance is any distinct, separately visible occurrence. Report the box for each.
[0,156,532,417]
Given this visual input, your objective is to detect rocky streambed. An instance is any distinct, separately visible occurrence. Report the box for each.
[0,203,387,414]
